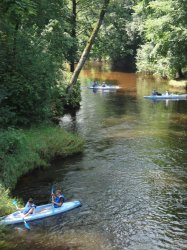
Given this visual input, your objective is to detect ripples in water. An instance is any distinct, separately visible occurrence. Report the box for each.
[11,70,187,250]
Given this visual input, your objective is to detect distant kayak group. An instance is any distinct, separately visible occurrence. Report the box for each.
[87,82,186,99]
[144,89,187,100]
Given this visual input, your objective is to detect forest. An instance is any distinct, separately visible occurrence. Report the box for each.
[0,0,187,127]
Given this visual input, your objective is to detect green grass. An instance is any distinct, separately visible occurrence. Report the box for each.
[0,125,84,216]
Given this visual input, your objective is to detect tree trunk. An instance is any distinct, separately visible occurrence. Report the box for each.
[67,0,110,93]
[13,22,19,63]
[177,67,184,79]
[70,0,77,73]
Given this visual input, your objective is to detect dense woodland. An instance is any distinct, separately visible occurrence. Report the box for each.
[0,0,187,127]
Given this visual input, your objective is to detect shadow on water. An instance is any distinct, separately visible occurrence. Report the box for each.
[10,62,187,250]
[12,154,84,205]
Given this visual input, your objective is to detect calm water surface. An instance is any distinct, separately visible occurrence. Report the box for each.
[13,64,187,250]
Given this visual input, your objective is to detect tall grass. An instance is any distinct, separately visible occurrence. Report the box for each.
[0,126,84,216]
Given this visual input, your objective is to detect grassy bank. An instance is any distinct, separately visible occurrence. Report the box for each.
[0,126,84,216]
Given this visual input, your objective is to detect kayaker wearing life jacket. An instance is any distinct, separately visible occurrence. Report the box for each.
[152,89,162,96]
[51,189,65,208]
[21,198,36,217]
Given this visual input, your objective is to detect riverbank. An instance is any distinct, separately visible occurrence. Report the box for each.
[169,79,187,89]
[0,126,84,217]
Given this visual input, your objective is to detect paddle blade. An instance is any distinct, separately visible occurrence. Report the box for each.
[51,185,55,213]
[24,220,30,230]
[12,199,31,230]
[51,185,54,195]
[12,199,17,206]
[52,204,55,214]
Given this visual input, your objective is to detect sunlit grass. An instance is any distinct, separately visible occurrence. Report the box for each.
[0,126,84,189]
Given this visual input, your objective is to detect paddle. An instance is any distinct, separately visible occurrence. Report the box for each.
[12,199,30,230]
[51,186,55,213]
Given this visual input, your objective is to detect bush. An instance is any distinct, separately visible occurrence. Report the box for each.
[0,184,22,216]
[0,126,84,189]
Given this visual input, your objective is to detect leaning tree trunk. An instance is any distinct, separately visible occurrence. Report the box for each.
[70,0,77,73]
[67,0,110,93]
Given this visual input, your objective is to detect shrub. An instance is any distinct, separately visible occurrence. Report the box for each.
[0,126,84,189]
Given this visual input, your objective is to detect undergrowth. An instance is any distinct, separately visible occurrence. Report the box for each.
[0,125,84,216]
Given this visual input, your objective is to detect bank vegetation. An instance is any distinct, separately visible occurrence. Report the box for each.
[0,126,84,216]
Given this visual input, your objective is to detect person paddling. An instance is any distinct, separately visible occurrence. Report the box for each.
[102,82,106,87]
[152,89,162,96]
[51,189,65,208]
[20,198,36,218]
[92,81,98,88]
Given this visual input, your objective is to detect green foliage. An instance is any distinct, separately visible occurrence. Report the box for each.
[75,0,105,53]
[89,0,140,71]
[133,0,187,78]
[0,126,84,189]
[0,128,46,188]
[0,184,23,216]
[56,70,81,109]
[65,80,81,108]
[66,0,110,62]
[84,0,187,76]
[0,0,77,127]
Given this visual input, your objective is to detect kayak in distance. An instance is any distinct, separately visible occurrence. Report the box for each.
[144,94,187,100]
[87,81,121,90]
[0,200,81,225]
[88,85,121,90]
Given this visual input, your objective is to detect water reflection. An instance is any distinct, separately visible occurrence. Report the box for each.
[12,63,187,250]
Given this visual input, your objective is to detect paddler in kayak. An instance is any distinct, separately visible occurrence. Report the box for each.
[17,198,36,218]
[51,189,65,208]
[152,89,162,96]
[92,81,98,88]
[102,82,106,87]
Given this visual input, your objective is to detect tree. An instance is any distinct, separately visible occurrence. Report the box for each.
[69,0,77,72]
[0,0,73,126]
[67,0,110,92]
[133,0,187,78]
[67,0,106,72]
[92,0,141,72]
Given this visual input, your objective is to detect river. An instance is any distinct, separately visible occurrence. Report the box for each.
[13,63,187,250]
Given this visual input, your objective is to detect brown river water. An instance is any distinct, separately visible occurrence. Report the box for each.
[10,63,187,250]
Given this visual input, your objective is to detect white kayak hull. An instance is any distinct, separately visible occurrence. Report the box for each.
[144,94,187,100]
[0,200,81,225]
[88,86,120,90]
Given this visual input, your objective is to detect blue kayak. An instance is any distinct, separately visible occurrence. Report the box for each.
[88,85,120,90]
[144,94,187,100]
[0,200,81,225]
